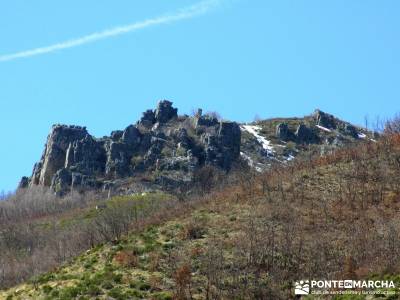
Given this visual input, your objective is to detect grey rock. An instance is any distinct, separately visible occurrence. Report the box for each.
[195,108,203,117]
[295,124,318,144]
[276,123,293,141]
[122,125,141,146]
[151,122,161,132]
[38,125,88,186]
[155,100,177,123]
[51,168,72,195]
[157,156,198,172]
[314,109,337,129]
[30,161,43,185]
[139,109,156,127]
[174,128,191,148]
[18,176,29,189]
[343,123,358,138]
[71,172,101,190]
[25,101,243,195]
[195,115,219,128]
[105,141,131,178]
[65,135,106,175]
[218,122,241,154]
[201,121,241,170]
[110,130,123,141]
[143,142,163,168]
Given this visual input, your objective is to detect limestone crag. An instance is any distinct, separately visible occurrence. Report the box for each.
[21,103,371,195]
[314,109,337,129]
[32,125,88,186]
[295,124,319,144]
[24,100,242,195]
[275,123,293,141]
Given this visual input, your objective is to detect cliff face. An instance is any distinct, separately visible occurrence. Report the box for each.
[21,101,373,195]
[24,100,241,195]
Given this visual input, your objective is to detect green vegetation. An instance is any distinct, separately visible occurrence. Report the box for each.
[3,135,400,299]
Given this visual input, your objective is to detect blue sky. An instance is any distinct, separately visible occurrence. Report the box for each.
[0,0,399,192]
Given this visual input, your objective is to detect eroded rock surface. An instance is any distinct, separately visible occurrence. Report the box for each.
[25,100,241,194]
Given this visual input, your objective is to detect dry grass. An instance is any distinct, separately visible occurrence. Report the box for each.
[2,134,400,299]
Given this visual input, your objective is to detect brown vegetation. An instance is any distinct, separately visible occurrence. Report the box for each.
[2,133,400,299]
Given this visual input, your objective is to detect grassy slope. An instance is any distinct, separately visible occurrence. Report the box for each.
[2,136,400,300]
[0,193,251,300]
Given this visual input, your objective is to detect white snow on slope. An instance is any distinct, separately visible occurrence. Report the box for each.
[358,133,366,139]
[316,124,332,132]
[241,125,274,154]
[286,154,295,161]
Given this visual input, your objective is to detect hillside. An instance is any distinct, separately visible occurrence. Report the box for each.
[2,132,400,299]
[18,100,373,197]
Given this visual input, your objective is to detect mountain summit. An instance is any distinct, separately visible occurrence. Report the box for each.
[19,101,372,195]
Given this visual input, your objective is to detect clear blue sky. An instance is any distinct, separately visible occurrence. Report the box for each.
[0,0,399,192]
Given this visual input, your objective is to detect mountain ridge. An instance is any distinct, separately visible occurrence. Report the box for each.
[19,100,375,196]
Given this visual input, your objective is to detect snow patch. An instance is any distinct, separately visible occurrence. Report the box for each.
[316,124,332,132]
[286,154,295,161]
[241,125,274,154]
[358,133,366,139]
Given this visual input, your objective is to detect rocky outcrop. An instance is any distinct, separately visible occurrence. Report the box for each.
[51,168,72,194]
[343,123,358,138]
[295,124,318,144]
[155,100,177,123]
[104,141,131,178]
[122,125,142,147]
[20,102,373,194]
[195,114,219,128]
[138,109,156,127]
[65,135,106,175]
[276,123,293,141]
[37,125,88,186]
[202,121,241,170]
[25,100,241,195]
[18,176,29,189]
[110,130,123,141]
[314,109,337,129]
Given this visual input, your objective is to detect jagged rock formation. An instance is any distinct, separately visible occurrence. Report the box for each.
[239,109,373,171]
[275,123,292,141]
[314,109,337,129]
[295,123,319,144]
[30,125,89,186]
[23,100,241,195]
[20,102,374,195]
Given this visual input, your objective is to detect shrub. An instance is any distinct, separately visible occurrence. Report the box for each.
[108,287,126,300]
[152,291,173,300]
[384,113,400,134]
[86,284,102,296]
[173,264,192,300]
[182,217,207,240]
[50,289,59,298]
[113,273,123,284]
[101,280,114,290]
[59,286,81,299]
[42,285,53,294]
[125,288,144,298]
[113,250,138,267]
[137,281,151,291]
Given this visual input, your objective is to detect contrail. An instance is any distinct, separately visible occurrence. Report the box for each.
[0,0,222,62]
